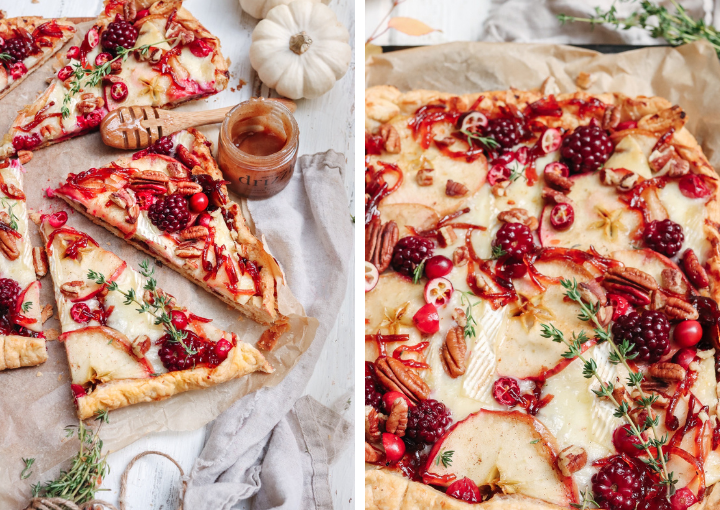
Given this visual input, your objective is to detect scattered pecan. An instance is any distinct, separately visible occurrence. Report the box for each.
[379,123,401,153]
[132,334,151,358]
[33,247,48,277]
[544,170,573,192]
[602,104,621,130]
[175,245,203,258]
[558,445,587,476]
[166,21,195,44]
[76,93,104,115]
[171,181,204,195]
[599,168,638,191]
[375,357,430,404]
[109,188,134,209]
[60,281,85,297]
[365,406,383,442]
[365,442,383,463]
[0,230,19,261]
[578,280,607,306]
[660,268,688,295]
[134,45,162,64]
[648,362,686,382]
[365,218,398,273]
[596,305,614,327]
[497,208,538,230]
[180,226,209,240]
[131,170,169,184]
[452,308,466,328]
[446,180,469,197]
[474,272,493,293]
[41,304,53,324]
[682,249,709,289]
[40,125,58,138]
[542,186,572,205]
[492,180,510,197]
[416,168,433,186]
[602,266,657,306]
[125,204,140,224]
[45,328,59,341]
[453,246,469,267]
[123,0,137,22]
[440,326,467,378]
[385,398,408,437]
[166,161,188,179]
[650,290,667,311]
[17,150,32,165]
[663,296,699,320]
[612,386,633,408]
[143,288,176,309]
[437,226,457,248]
[540,76,560,96]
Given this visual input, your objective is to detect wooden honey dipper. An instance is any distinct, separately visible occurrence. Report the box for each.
[99,98,297,150]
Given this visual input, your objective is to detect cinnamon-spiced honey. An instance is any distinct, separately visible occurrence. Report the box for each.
[218,98,299,198]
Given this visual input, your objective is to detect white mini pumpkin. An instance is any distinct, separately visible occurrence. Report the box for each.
[240,0,329,20]
[249,0,351,100]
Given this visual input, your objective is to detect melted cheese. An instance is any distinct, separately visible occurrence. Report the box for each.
[657,181,711,260]
[603,136,653,179]
[0,162,37,289]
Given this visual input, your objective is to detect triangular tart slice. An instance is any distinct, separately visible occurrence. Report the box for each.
[0,0,228,158]
[0,16,75,101]
[0,159,45,370]
[52,128,283,326]
[37,213,272,419]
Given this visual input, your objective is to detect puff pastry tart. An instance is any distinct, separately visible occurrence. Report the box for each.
[0,159,46,371]
[37,214,272,420]
[0,0,228,159]
[364,85,720,510]
[0,16,75,101]
[51,128,283,326]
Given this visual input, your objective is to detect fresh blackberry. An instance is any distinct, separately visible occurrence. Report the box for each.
[612,310,670,363]
[365,362,383,410]
[484,118,520,149]
[147,136,174,156]
[391,236,434,278]
[406,399,452,446]
[101,18,139,52]
[492,222,535,260]
[0,278,20,311]
[644,219,684,257]
[560,124,614,174]
[592,456,649,510]
[148,194,190,233]
[3,36,33,63]
[158,331,227,372]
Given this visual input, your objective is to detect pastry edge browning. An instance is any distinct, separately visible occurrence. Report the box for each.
[75,338,272,420]
[0,335,46,371]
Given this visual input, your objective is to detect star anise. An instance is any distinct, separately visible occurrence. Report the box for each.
[138,75,164,102]
[589,206,627,240]
[510,294,555,332]
[380,302,412,334]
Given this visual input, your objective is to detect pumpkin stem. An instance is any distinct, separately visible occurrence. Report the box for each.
[289,31,312,55]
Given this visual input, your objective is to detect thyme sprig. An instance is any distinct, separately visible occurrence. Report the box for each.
[491,245,507,260]
[558,1,720,57]
[460,129,500,151]
[571,489,600,509]
[20,457,35,480]
[61,37,178,118]
[88,260,194,355]
[541,278,676,497]
[412,258,427,284]
[31,413,110,503]
[21,301,32,313]
[1,197,20,231]
[435,449,454,468]
[0,53,10,62]
[459,290,480,339]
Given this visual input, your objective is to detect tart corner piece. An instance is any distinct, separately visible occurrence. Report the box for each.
[38,213,272,420]
[0,159,46,371]
[52,128,282,327]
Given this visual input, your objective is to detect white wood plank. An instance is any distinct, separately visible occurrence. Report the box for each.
[0,0,355,508]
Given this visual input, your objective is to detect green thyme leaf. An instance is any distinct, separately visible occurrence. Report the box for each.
[20,458,35,480]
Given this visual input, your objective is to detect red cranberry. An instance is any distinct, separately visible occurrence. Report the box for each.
[66,46,81,60]
[158,330,228,371]
[57,65,73,81]
[670,488,697,510]
[673,347,697,370]
[413,303,439,334]
[459,111,488,133]
[616,120,638,131]
[70,303,92,324]
[214,338,233,358]
[612,424,644,456]
[196,212,212,227]
[70,384,87,398]
[136,9,150,18]
[544,161,570,178]
[424,255,453,279]
[607,293,630,320]
[85,27,100,49]
[382,391,412,412]
[540,128,562,153]
[446,477,481,503]
[493,377,520,406]
[48,210,68,227]
[95,52,113,66]
[487,164,510,186]
[84,110,104,128]
[110,82,128,102]
[382,433,406,463]
[189,192,209,212]
[189,39,213,58]
[673,320,702,347]
[678,174,711,199]
[550,203,574,230]
[10,62,27,80]
[170,310,188,330]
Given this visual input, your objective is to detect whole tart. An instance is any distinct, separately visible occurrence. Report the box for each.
[364,85,720,509]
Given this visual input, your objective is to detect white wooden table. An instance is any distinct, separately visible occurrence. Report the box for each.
[0,0,355,508]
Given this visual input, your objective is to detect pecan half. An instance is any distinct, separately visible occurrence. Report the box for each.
[0,230,19,261]
[41,304,53,324]
[171,181,204,196]
[660,268,688,295]
[123,0,137,22]
[437,226,457,248]
[365,442,383,463]
[446,180,468,197]
[578,280,607,306]
[180,226,209,240]
[682,249,709,289]
[542,186,572,205]
[175,245,203,258]
[365,218,398,273]
[33,247,48,277]
[497,208,539,230]
[544,169,573,192]
[166,161,188,179]
[576,72,596,90]
[365,406,383,442]
[379,123,401,154]
[131,334,151,358]
[166,21,195,44]
[452,308,466,328]
[638,106,686,134]
[602,105,621,130]
[453,246,469,267]
[440,326,467,378]
[76,93,104,115]
[558,445,587,477]
[60,281,85,297]
[134,45,162,64]
[648,362,686,382]
[109,188,134,209]
[385,398,408,437]
[416,168,433,186]
[599,168,638,191]
[375,357,430,404]
[492,180,510,197]
[663,296,699,320]
[17,150,32,165]
[602,267,657,306]
[131,170,169,184]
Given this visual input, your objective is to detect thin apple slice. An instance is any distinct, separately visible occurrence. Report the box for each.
[14,281,42,332]
[62,326,153,386]
[379,203,440,237]
[539,172,643,255]
[425,409,576,506]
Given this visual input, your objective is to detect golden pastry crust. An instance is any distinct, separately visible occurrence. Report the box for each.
[0,335,46,371]
[75,339,271,420]
[0,17,75,101]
